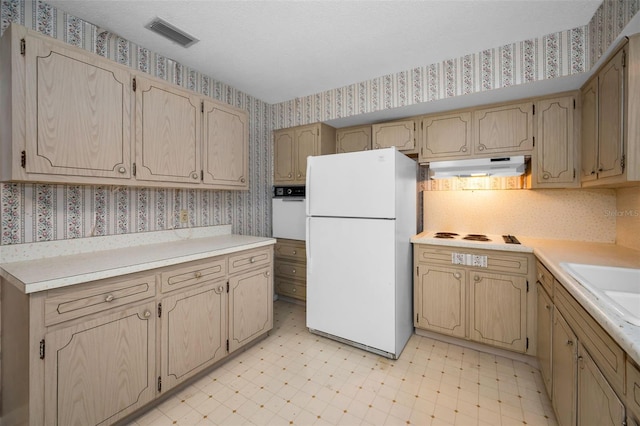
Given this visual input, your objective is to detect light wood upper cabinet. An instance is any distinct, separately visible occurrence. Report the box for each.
[532,95,578,188]
[134,76,201,184]
[581,78,598,182]
[597,47,625,180]
[161,282,227,392]
[414,264,466,339]
[473,101,534,155]
[44,301,156,426]
[420,111,472,161]
[273,123,335,185]
[202,100,248,189]
[372,119,416,152]
[336,125,372,153]
[8,25,132,181]
[1,23,250,190]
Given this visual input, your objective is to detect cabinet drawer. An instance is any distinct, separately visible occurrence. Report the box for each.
[45,274,156,326]
[275,260,306,280]
[228,247,272,275]
[160,257,226,293]
[554,282,625,395]
[628,359,640,420]
[276,278,306,300]
[536,261,554,296]
[275,239,306,262]
[415,245,529,275]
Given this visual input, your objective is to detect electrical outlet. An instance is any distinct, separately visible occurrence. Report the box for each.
[179,209,188,223]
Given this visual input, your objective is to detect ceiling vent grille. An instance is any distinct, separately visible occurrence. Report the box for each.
[145,17,199,48]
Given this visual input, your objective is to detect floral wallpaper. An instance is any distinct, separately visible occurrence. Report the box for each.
[1,0,639,245]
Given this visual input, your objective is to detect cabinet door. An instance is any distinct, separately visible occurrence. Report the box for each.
[44,302,156,426]
[577,344,625,426]
[537,283,553,398]
[228,266,273,353]
[534,96,577,187]
[414,264,466,338]
[597,47,625,179]
[161,282,227,392]
[552,311,577,426]
[25,34,131,179]
[473,102,534,154]
[202,100,248,189]
[469,271,527,352]
[420,112,472,161]
[336,126,372,153]
[581,78,598,181]
[274,129,295,184]
[294,124,319,184]
[372,120,415,151]
[134,76,201,184]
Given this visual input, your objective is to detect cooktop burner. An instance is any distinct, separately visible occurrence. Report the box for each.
[433,232,459,239]
[462,234,491,242]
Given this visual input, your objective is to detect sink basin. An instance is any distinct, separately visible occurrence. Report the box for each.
[560,262,640,326]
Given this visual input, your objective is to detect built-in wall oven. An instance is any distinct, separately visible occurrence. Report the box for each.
[272,186,306,241]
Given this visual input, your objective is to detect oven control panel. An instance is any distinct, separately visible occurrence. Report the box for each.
[273,186,305,198]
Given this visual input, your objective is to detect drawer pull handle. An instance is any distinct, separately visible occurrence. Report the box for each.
[292,269,296,274]
[292,288,296,292]
[292,250,297,255]
[250,257,256,263]
[143,310,151,318]
[105,294,115,303]
[194,271,202,279]
[454,273,461,279]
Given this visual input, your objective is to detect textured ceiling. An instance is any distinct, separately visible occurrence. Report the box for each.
[47,0,603,104]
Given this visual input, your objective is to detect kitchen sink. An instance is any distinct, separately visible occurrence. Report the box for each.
[560,262,640,326]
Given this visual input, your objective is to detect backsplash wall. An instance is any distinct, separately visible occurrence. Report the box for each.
[616,186,640,250]
[0,0,273,245]
[422,189,617,242]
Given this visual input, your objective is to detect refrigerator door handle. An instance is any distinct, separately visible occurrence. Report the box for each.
[305,158,312,216]
[305,216,311,273]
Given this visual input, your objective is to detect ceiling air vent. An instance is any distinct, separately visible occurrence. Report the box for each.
[145,17,199,48]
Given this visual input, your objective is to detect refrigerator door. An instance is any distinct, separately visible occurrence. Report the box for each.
[306,216,402,355]
[306,148,398,219]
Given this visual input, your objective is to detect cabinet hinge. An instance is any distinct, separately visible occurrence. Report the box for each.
[226,339,229,351]
[157,302,162,318]
[526,337,529,350]
[201,101,204,113]
[532,136,535,147]
[413,122,416,131]
[622,50,626,68]
[39,339,45,359]
[621,154,626,171]
[573,99,576,109]
[416,266,419,276]
[532,104,535,115]
[226,282,229,293]
[132,162,136,176]
[157,376,162,392]
[573,169,576,179]
[416,313,419,324]
[526,281,529,292]
[20,38,26,56]
[21,150,26,168]
[201,170,204,181]
[132,77,137,92]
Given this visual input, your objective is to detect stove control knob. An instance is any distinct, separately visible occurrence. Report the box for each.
[287,188,293,195]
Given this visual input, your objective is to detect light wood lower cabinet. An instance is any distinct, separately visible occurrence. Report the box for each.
[413,244,534,354]
[1,245,274,426]
[536,260,634,426]
[274,239,306,301]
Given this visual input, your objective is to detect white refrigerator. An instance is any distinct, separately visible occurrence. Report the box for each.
[305,147,416,359]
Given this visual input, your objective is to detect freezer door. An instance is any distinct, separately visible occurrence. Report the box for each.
[306,216,402,354]
[306,149,397,219]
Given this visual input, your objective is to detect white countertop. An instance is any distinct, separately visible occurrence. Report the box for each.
[412,232,640,365]
[0,226,275,294]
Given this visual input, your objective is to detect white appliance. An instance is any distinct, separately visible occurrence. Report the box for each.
[305,147,416,359]
[272,186,306,241]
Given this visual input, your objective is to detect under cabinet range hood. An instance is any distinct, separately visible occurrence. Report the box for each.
[428,156,527,179]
